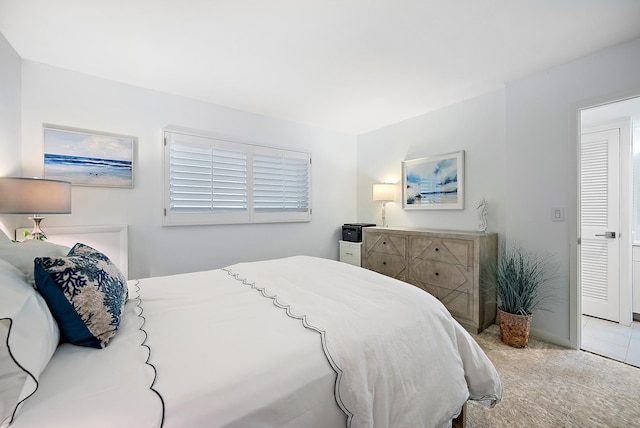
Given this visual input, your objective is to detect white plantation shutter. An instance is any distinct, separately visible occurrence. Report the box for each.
[169,143,248,213]
[163,130,311,225]
[252,148,310,222]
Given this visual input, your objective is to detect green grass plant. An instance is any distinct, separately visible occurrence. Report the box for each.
[491,244,557,316]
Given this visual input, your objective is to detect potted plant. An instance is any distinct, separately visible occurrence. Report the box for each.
[491,243,557,348]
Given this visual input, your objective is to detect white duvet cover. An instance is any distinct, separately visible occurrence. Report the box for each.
[140,265,345,428]
[223,256,501,427]
[11,256,501,428]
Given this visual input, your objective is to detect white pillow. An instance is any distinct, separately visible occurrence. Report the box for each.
[0,259,59,427]
[0,240,70,285]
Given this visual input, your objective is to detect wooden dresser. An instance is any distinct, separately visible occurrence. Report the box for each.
[362,227,497,333]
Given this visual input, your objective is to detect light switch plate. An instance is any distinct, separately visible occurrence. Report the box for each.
[551,207,564,222]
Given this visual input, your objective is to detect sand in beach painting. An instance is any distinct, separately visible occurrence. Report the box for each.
[44,126,135,188]
[402,151,464,210]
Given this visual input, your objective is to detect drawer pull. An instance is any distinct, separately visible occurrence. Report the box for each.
[383,261,387,265]
[345,252,353,256]
[383,241,387,245]
[435,272,439,276]
[435,247,439,252]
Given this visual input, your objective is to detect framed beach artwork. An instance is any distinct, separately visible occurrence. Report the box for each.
[402,150,464,210]
[43,125,135,188]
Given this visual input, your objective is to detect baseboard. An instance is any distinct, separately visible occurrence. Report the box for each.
[529,327,571,348]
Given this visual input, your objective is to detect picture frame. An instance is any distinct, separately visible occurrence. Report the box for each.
[402,150,464,210]
[43,125,135,188]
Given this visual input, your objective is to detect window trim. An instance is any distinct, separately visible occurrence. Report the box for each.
[163,129,312,226]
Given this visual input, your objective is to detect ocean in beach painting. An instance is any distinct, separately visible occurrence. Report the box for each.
[44,127,134,187]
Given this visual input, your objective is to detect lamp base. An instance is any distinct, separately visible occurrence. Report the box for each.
[28,215,46,240]
[381,202,388,228]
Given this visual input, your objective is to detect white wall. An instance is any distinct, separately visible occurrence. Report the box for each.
[19,61,357,278]
[357,89,507,238]
[505,37,640,346]
[0,33,22,238]
[357,37,640,347]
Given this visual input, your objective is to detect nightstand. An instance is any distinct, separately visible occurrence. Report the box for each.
[339,240,362,267]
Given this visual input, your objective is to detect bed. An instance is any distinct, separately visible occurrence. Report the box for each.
[0,236,502,428]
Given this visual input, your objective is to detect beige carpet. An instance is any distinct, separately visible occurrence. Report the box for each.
[467,325,640,427]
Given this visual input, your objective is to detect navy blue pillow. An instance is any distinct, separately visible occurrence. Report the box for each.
[34,244,127,349]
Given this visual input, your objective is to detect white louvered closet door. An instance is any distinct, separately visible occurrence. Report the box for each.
[580,128,620,322]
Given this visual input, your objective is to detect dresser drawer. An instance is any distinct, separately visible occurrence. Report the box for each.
[409,236,473,267]
[420,284,474,323]
[363,252,407,280]
[365,232,406,257]
[409,260,474,293]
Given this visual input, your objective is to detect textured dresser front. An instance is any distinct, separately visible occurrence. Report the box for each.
[363,227,497,333]
[362,230,408,281]
[408,236,477,328]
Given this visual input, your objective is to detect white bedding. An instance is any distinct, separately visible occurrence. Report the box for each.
[140,267,345,427]
[11,287,163,427]
[10,255,501,427]
[223,256,501,427]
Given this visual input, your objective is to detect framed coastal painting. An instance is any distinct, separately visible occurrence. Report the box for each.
[43,125,135,188]
[402,150,464,210]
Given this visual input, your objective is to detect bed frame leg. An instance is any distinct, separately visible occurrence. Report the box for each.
[452,402,466,428]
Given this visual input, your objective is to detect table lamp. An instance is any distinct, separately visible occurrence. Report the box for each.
[372,183,395,227]
[0,177,71,240]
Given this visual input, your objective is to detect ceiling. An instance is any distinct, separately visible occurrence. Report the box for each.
[2,1,640,135]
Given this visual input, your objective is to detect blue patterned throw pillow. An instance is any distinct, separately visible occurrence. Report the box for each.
[68,242,114,263]
[34,244,128,349]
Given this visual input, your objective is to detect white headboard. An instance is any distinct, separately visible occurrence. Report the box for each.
[16,225,129,279]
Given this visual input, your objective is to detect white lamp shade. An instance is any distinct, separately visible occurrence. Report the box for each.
[0,177,72,214]
[372,183,396,201]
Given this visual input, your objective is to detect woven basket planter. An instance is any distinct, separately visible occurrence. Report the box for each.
[498,309,532,348]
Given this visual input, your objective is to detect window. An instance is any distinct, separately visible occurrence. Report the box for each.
[163,130,311,225]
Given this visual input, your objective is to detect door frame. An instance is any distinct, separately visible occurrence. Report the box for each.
[570,92,636,350]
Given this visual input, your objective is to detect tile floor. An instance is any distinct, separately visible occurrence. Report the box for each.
[581,315,640,367]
